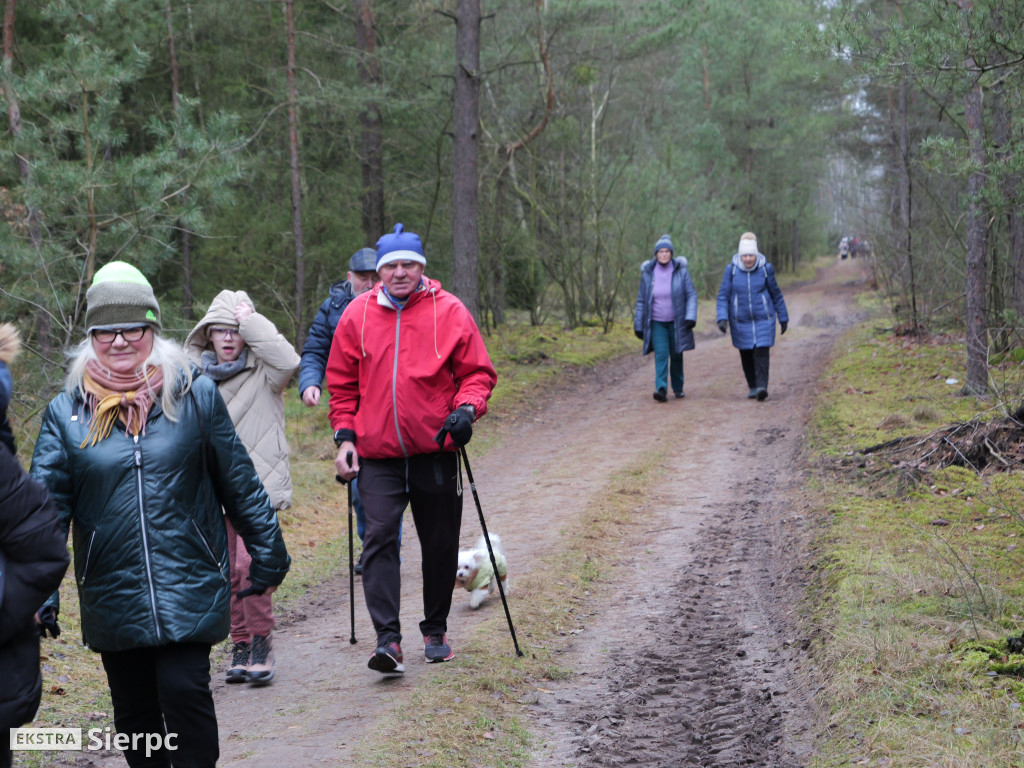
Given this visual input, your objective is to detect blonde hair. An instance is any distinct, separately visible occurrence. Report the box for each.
[65,332,193,421]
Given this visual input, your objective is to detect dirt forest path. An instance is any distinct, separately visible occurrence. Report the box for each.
[73,258,869,768]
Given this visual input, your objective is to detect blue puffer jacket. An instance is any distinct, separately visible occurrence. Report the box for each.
[299,280,356,396]
[716,253,789,350]
[30,373,290,652]
[634,257,698,355]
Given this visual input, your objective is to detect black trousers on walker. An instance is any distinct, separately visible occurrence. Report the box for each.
[739,347,771,390]
[358,452,463,646]
[100,643,217,768]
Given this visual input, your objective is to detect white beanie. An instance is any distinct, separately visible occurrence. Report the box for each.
[737,232,758,256]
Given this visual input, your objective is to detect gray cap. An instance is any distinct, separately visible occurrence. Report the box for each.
[349,248,378,273]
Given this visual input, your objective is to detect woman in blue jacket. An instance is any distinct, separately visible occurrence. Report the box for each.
[634,234,698,401]
[716,232,789,401]
[31,262,290,768]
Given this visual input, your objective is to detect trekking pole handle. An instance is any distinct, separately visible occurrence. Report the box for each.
[335,452,355,486]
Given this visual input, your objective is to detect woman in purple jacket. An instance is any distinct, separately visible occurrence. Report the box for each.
[633,234,698,401]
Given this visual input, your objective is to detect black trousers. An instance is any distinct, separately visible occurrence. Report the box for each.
[739,347,771,390]
[358,452,463,646]
[100,643,217,768]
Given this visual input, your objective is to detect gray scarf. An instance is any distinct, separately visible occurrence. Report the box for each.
[201,348,248,381]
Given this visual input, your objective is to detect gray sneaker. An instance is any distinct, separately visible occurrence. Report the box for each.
[368,641,405,673]
[424,634,454,663]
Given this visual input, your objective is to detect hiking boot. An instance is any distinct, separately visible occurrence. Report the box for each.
[747,388,758,399]
[424,634,454,663]
[353,552,363,576]
[674,391,685,399]
[226,641,250,683]
[652,388,667,403]
[368,641,404,674]
[756,388,768,401]
[247,634,275,686]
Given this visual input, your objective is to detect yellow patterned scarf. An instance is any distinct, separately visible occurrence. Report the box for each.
[80,362,163,448]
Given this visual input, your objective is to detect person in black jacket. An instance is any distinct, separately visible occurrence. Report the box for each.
[31,262,290,768]
[298,247,386,573]
[0,331,69,768]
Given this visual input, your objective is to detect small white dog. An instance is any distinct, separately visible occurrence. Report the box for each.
[455,534,510,609]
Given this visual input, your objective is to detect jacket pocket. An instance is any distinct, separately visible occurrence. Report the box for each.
[190,518,227,583]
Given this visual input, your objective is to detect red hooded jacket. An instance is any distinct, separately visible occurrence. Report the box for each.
[326,277,497,459]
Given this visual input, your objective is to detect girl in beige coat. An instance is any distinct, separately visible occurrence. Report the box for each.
[186,290,299,686]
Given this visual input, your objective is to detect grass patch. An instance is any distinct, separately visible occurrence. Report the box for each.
[806,321,1024,768]
[811,323,983,457]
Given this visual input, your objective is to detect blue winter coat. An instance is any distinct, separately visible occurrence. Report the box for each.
[634,257,698,355]
[30,373,290,652]
[298,279,356,396]
[716,253,789,350]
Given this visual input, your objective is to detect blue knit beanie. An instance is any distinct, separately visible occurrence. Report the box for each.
[654,234,674,256]
[376,224,426,269]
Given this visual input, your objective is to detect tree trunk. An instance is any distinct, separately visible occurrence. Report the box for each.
[451,0,481,319]
[284,0,307,349]
[4,0,40,254]
[351,0,385,244]
[897,72,916,330]
[165,0,194,320]
[963,78,988,396]
[4,0,47,354]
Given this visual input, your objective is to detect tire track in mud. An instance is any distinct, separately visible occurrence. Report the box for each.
[573,476,806,768]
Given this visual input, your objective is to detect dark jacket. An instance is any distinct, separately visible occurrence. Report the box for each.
[299,279,356,396]
[716,253,789,350]
[0,446,69,729]
[30,374,290,652]
[634,257,698,355]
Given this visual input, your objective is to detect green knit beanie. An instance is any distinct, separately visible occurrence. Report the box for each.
[85,262,162,333]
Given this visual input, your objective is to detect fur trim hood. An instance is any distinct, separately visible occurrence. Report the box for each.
[185,290,255,351]
[0,323,21,366]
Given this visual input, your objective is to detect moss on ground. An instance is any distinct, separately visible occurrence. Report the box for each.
[807,321,1024,768]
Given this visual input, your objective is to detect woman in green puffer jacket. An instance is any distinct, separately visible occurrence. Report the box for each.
[30,262,290,768]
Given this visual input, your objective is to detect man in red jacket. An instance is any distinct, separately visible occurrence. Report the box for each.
[326,223,497,674]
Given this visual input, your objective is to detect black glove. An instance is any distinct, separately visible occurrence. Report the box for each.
[236,579,269,599]
[38,605,61,638]
[717,320,728,334]
[683,319,695,331]
[634,330,643,340]
[780,321,788,334]
[434,406,474,447]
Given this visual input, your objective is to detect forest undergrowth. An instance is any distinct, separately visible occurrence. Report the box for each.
[807,320,1024,768]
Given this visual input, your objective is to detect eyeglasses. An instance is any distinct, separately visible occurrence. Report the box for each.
[208,326,239,339]
[92,326,148,344]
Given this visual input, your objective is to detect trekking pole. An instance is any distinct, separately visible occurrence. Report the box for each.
[458,445,524,657]
[335,453,357,645]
